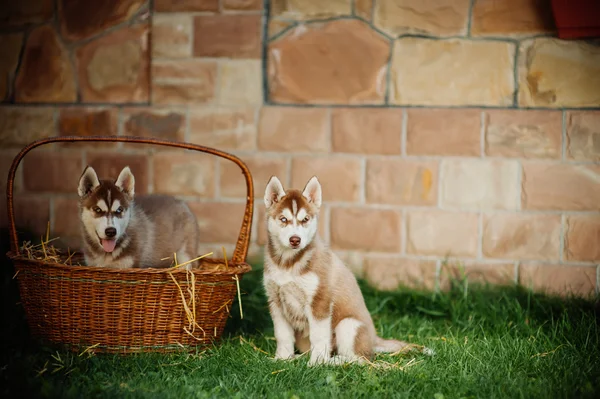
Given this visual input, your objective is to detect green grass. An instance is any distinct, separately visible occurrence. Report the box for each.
[1,232,599,398]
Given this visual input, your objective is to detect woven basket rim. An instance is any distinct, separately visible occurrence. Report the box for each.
[7,251,253,276]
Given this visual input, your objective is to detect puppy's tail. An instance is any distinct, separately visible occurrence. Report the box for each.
[374,336,435,356]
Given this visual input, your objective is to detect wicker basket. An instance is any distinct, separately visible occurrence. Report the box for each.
[5,136,254,354]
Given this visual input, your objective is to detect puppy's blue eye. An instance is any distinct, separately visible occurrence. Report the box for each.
[115,207,123,214]
[280,216,287,223]
[93,207,102,214]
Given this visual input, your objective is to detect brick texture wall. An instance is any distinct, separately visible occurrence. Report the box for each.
[1,0,599,297]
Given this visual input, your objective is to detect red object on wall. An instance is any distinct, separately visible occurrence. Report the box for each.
[551,0,600,39]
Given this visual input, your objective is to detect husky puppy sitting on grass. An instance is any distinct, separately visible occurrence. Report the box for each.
[77,165,200,270]
[262,175,434,366]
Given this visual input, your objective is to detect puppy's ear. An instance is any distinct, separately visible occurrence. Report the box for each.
[78,166,100,197]
[302,176,322,208]
[264,176,285,209]
[115,166,135,198]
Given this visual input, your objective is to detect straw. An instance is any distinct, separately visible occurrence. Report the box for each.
[222,246,244,320]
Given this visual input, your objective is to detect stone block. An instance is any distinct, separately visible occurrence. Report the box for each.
[15,25,76,103]
[518,39,600,107]
[391,38,515,106]
[268,20,389,104]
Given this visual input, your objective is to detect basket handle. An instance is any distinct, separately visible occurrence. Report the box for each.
[5,135,254,264]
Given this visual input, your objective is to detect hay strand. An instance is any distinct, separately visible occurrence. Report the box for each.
[222,246,244,320]
[20,234,75,266]
[212,299,232,314]
[223,247,229,269]
[165,252,214,271]
[239,336,270,355]
[233,275,243,319]
[17,222,83,266]
[167,270,206,341]
[166,251,209,341]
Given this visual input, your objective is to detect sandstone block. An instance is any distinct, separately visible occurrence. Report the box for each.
[153,152,214,197]
[0,33,24,101]
[255,205,268,246]
[332,108,402,155]
[58,108,118,147]
[330,207,401,252]
[154,0,218,12]
[220,155,288,198]
[223,0,263,10]
[268,20,295,38]
[0,149,21,193]
[406,210,478,257]
[441,159,520,210]
[374,0,470,36]
[291,156,362,202]
[521,163,600,211]
[355,0,373,21]
[59,0,145,42]
[15,25,76,103]
[152,60,216,81]
[123,107,185,142]
[0,107,55,147]
[188,202,246,243]
[564,215,600,262]
[484,110,562,159]
[258,107,329,152]
[23,150,83,193]
[518,39,600,107]
[366,159,438,206]
[86,153,149,194]
[152,14,192,58]
[391,38,515,106]
[483,213,561,260]
[0,0,53,27]
[268,20,389,104]
[364,256,437,291]
[270,0,351,19]
[406,109,481,156]
[566,111,600,162]
[76,24,150,103]
[519,264,596,298]
[189,106,257,151]
[471,0,555,36]
[219,60,263,105]
[152,60,217,105]
[194,15,262,58]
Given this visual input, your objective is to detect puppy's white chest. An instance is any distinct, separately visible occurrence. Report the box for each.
[268,268,319,300]
[266,268,319,330]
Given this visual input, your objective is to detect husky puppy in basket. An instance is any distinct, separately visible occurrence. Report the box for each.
[77,165,200,269]
[262,176,434,366]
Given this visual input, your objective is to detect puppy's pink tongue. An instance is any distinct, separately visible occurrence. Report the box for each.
[102,239,116,253]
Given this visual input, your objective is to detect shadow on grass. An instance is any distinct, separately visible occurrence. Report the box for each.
[224,258,600,340]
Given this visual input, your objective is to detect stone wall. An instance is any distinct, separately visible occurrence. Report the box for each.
[1,0,599,298]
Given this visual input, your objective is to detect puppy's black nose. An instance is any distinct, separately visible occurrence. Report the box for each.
[289,236,301,247]
[105,227,117,238]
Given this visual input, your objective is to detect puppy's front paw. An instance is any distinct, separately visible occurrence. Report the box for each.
[308,354,329,367]
[273,350,296,361]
